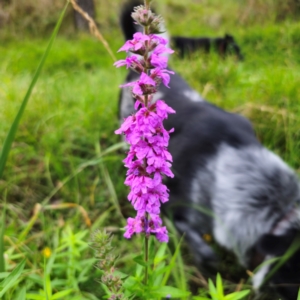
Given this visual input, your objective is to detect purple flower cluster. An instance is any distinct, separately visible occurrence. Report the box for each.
[114,6,175,243]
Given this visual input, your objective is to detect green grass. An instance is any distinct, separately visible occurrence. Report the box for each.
[1,0,300,298]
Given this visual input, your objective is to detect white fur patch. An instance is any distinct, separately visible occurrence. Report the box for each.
[182,90,204,103]
[212,145,299,264]
[152,91,164,103]
[120,88,135,119]
[191,144,300,265]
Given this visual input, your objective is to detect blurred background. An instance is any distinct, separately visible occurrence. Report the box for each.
[1,0,300,298]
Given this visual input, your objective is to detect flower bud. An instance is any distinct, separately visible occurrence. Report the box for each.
[131,6,153,26]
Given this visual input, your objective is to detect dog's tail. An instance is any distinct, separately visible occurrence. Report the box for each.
[119,0,144,41]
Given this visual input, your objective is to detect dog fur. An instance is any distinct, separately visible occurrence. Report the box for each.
[118,1,300,299]
[172,34,244,60]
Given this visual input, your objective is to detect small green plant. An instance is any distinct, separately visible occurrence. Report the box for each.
[26,274,73,300]
[91,230,190,299]
[193,273,250,300]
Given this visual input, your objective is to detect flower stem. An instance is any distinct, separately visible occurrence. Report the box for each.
[144,234,149,285]
[144,0,150,10]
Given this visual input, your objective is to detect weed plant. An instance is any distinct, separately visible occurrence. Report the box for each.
[0,0,300,299]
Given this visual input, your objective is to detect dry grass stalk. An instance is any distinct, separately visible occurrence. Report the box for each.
[234,103,296,120]
[235,278,245,292]
[68,0,116,61]
[44,202,92,227]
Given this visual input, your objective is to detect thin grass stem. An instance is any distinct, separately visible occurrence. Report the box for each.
[144,234,149,285]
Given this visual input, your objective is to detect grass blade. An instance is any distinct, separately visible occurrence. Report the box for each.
[161,233,185,288]
[15,286,26,300]
[0,199,6,272]
[41,142,125,205]
[0,259,26,297]
[0,2,69,179]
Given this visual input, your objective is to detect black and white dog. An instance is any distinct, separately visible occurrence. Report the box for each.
[118,1,300,299]
[172,34,244,60]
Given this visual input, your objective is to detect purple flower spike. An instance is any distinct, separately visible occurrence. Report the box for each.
[115,3,175,243]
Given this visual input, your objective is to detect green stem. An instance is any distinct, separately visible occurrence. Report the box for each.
[143,1,150,107]
[144,234,149,285]
[144,0,150,11]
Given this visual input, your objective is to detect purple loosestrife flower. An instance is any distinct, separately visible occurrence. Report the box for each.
[121,72,156,95]
[150,69,174,88]
[114,55,145,73]
[118,32,150,54]
[115,3,175,243]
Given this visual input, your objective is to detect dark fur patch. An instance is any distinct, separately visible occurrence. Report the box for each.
[172,34,244,60]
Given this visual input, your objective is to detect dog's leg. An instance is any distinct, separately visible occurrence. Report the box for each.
[174,219,219,274]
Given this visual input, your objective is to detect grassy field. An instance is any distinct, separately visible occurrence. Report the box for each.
[1,0,300,298]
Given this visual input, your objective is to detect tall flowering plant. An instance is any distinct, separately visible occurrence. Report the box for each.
[114,1,175,244]
[94,2,191,298]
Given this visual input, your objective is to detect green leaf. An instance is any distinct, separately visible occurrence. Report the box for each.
[44,274,52,298]
[154,242,167,265]
[151,286,191,297]
[216,273,224,298]
[161,234,185,287]
[15,286,26,300]
[0,2,69,179]
[0,272,10,280]
[225,290,250,300]
[147,236,156,264]
[133,254,150,267]
[25,294,45,300]
[152,263,166,287]
[135,263,143,278]
[0,202,6,273]
[298,288,300,300]
[0,259,26,297]
[208,278,219,300]
[51,289,73,299]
